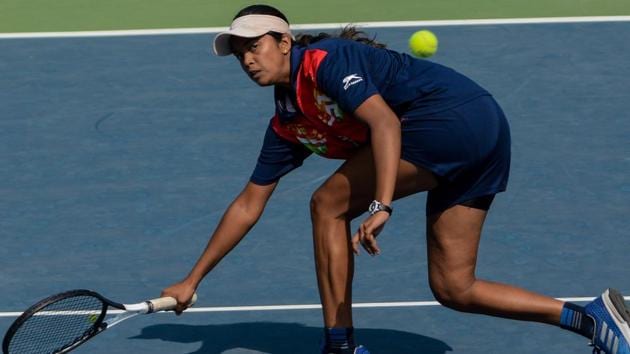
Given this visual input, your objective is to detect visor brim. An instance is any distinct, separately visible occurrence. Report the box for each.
[212,28,269,56]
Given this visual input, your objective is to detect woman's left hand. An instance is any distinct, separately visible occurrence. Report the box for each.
[351,212,390,256]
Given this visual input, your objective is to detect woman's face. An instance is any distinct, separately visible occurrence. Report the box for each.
[230,34,291,87]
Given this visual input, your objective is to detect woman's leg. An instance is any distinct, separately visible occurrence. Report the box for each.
[310,146,438,328]
[426,204,564,324]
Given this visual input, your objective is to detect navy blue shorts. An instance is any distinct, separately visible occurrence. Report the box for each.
[400,95,511,215]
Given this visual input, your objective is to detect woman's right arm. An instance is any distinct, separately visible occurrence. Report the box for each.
[161,180,277,312]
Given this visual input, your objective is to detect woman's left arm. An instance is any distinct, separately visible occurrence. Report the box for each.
[352,94,401,255]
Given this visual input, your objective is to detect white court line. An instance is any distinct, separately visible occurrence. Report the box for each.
[0,16,629,39]
[1,296,629,318]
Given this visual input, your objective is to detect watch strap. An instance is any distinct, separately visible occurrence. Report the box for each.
[369,200,393,215]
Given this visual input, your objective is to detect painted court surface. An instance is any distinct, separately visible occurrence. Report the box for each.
[1,17,629,354]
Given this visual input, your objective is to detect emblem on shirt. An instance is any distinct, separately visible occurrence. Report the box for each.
[293,125,329,155]
[342,74,363,90]
[314,88,344,126]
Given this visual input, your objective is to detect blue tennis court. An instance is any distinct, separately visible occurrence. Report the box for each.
[1,20,629,353]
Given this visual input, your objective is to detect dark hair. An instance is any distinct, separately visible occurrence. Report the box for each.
[233,4,386,49]
[296,26,386,49]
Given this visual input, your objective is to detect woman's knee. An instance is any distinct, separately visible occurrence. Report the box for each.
[428,272,477,311]
[310,184,348,220]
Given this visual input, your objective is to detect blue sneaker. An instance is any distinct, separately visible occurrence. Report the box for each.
[321,345,370,354]
[353,345,370,354]
[585,288,630,353]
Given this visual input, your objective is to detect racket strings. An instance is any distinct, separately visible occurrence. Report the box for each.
[7,295,104,354]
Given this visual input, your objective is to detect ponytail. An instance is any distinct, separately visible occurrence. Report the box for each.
[295,26,386,49]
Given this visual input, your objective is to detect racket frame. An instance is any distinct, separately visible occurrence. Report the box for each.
[2,289,178,354]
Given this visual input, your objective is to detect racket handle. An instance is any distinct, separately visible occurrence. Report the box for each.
[147,293,198,313]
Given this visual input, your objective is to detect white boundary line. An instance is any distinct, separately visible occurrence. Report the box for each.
[0,16,629,39]
[1,296,629,318]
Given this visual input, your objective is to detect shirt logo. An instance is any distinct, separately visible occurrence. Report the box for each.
[342,74,363,90]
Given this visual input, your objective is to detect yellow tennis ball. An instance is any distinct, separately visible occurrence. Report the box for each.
[409,30,438,58]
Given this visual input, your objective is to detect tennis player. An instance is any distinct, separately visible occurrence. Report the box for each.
[162,4,630,354]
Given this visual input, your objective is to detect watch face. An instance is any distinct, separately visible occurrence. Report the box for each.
[368,200,391,215]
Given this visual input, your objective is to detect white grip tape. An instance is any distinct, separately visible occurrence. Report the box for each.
[147,293,198,313]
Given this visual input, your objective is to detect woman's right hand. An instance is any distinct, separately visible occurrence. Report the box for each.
[161,279,197,315]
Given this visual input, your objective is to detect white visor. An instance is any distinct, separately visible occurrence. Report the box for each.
[213,14,293,56]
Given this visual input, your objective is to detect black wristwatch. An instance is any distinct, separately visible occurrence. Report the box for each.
[368,200,393,216]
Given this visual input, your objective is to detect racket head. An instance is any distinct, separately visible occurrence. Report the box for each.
[2,289,121,354]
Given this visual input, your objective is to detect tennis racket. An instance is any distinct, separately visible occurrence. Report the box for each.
[2,289,197,354]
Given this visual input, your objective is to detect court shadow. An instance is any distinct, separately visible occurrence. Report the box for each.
[131,322,451,354]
